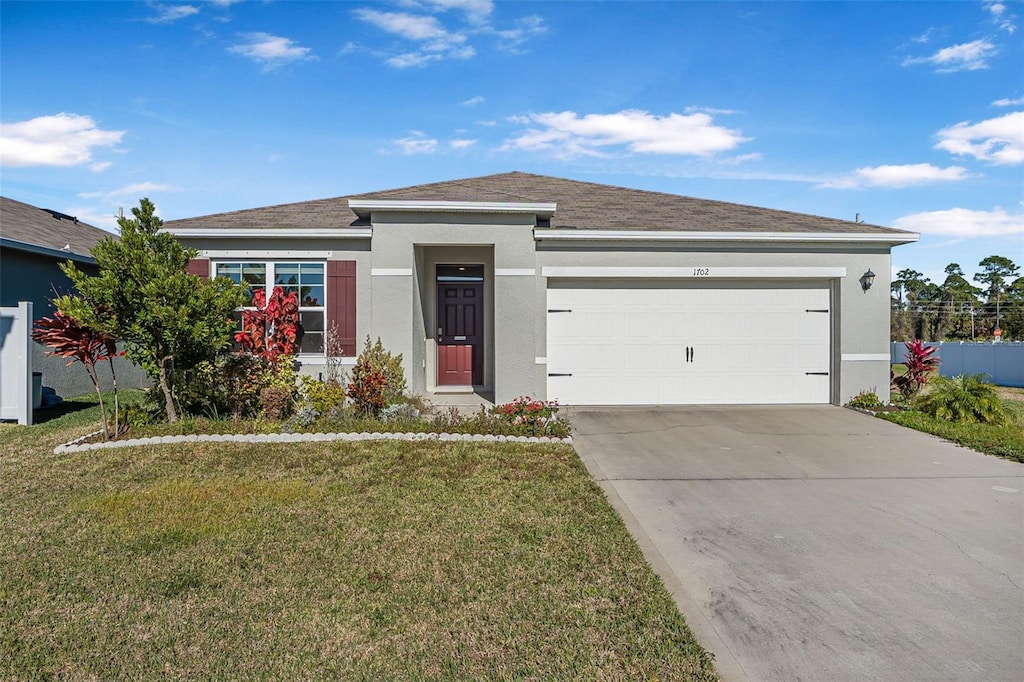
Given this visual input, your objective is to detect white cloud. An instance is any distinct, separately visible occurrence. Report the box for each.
[893,206,1024,237]
[487,15,546,51]
[355,9,457,42]
[146,4,200,24]
[984,1,1017,33]
[0,113,124,168]
[355,8,473,67]
[228,33,316,68]
[393,132,439,154]
[935,111,1024,165]
[684,105,737,115]
[993,96,1024,106]
[462,95,485,106]
[476,119,497,126]
[79,182,176,201]
[424,0,494,24]
[62,206,120,232]
[353,3,543,65]
[902,38,997,72]
[450,138,477,149]
[503,109,749,158]
[820,163,971,189]
[910,27,938,44]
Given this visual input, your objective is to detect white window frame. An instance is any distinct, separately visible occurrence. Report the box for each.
[214,260,327,358]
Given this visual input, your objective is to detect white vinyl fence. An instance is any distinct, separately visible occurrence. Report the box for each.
[0,301,33,425]
[891,341,1024,388]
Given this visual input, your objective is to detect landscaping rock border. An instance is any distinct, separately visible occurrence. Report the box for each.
[54,431,572,454]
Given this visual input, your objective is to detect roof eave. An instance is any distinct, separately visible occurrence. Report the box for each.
[0,237,96,264]
[162,227,373,238]
[534,229,920,244]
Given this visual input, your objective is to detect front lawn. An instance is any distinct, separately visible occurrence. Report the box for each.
[0,398,716,680]
[877,389,1024,463]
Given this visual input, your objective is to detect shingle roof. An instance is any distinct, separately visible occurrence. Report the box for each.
[0,196,115,256]
[163,171,908,235]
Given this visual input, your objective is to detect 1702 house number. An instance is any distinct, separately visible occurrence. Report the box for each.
[692,268,711,276]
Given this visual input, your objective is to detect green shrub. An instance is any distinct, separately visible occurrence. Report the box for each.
[299,375,346,415]
[176,354,268,419]
[848,390,883,410]
[915,374,1008,425]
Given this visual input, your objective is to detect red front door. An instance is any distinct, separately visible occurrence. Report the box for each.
[437,280,483,386]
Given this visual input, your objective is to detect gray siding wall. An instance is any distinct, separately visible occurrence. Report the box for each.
[187,237,372,378]
[176,231,896,406]
[1,248,149,398]
[368,212,537,404]
[535,242,893,404]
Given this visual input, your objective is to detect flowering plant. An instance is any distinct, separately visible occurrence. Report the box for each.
[491,396,560,434]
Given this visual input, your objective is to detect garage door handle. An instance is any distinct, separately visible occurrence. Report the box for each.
[805,309,829,313]
[548,372,572,377]
[805,371,829,375]
[548,309,572,313]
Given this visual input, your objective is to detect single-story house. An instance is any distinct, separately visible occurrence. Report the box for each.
[164,172,918,406]
[0,196,148,399]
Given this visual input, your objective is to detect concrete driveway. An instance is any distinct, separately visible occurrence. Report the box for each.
[570,406,1024,682]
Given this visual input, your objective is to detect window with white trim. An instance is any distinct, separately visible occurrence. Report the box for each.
[215,261,326,355]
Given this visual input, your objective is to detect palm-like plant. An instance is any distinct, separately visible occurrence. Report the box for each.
[33,309,123,439]
[915,374,1007,426]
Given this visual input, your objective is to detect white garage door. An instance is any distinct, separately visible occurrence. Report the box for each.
[546,282,832,405]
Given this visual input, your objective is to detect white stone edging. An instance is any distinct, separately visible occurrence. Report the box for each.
[54,430,572,454]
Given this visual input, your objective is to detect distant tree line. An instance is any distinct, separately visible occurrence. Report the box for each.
[891,255,1022,342]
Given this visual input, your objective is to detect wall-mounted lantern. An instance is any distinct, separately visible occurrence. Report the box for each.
[859,269,875,291]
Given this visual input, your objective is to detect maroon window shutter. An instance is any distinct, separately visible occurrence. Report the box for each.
[186,258,210,281]
[327,261,357,357]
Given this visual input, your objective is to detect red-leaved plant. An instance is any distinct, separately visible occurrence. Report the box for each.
[491,396,560,435]
[892,339,939,400]
[33,309,123,439]
[234,286,299,365]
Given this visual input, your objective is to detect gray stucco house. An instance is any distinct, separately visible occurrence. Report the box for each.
[164,172,918,406]
[0,196,148,399]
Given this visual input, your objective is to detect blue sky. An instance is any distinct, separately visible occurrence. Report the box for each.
[2,0,1021,287]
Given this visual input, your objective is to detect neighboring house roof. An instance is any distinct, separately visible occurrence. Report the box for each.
[0,196,114,260]
[163,171,910,236]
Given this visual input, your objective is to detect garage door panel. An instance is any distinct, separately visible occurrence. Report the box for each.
[547,283,831,405]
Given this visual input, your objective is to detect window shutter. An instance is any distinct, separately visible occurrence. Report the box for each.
[186,258,209,281]
[327,261,357,357]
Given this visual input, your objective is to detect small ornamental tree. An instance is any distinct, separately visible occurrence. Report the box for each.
[33,309,122,439]
[57,198,247,422]
[234,286,299,365]
[892,339,939,400]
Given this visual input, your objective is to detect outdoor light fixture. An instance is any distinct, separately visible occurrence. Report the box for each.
[860,269,875,291]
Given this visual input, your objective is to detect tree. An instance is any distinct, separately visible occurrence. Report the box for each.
[974,256,1020,333]
[57,198,246,422]
[1003,277,1024,340]
[891,269,931,340]
[938,263,983,340]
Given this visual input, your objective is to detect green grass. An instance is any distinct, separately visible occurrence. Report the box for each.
[0,395,716,680]
[878,396,1024,463]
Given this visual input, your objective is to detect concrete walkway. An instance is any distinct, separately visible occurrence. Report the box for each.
[570,406,1024,682]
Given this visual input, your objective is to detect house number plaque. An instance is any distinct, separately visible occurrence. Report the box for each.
[692,268,711,276]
